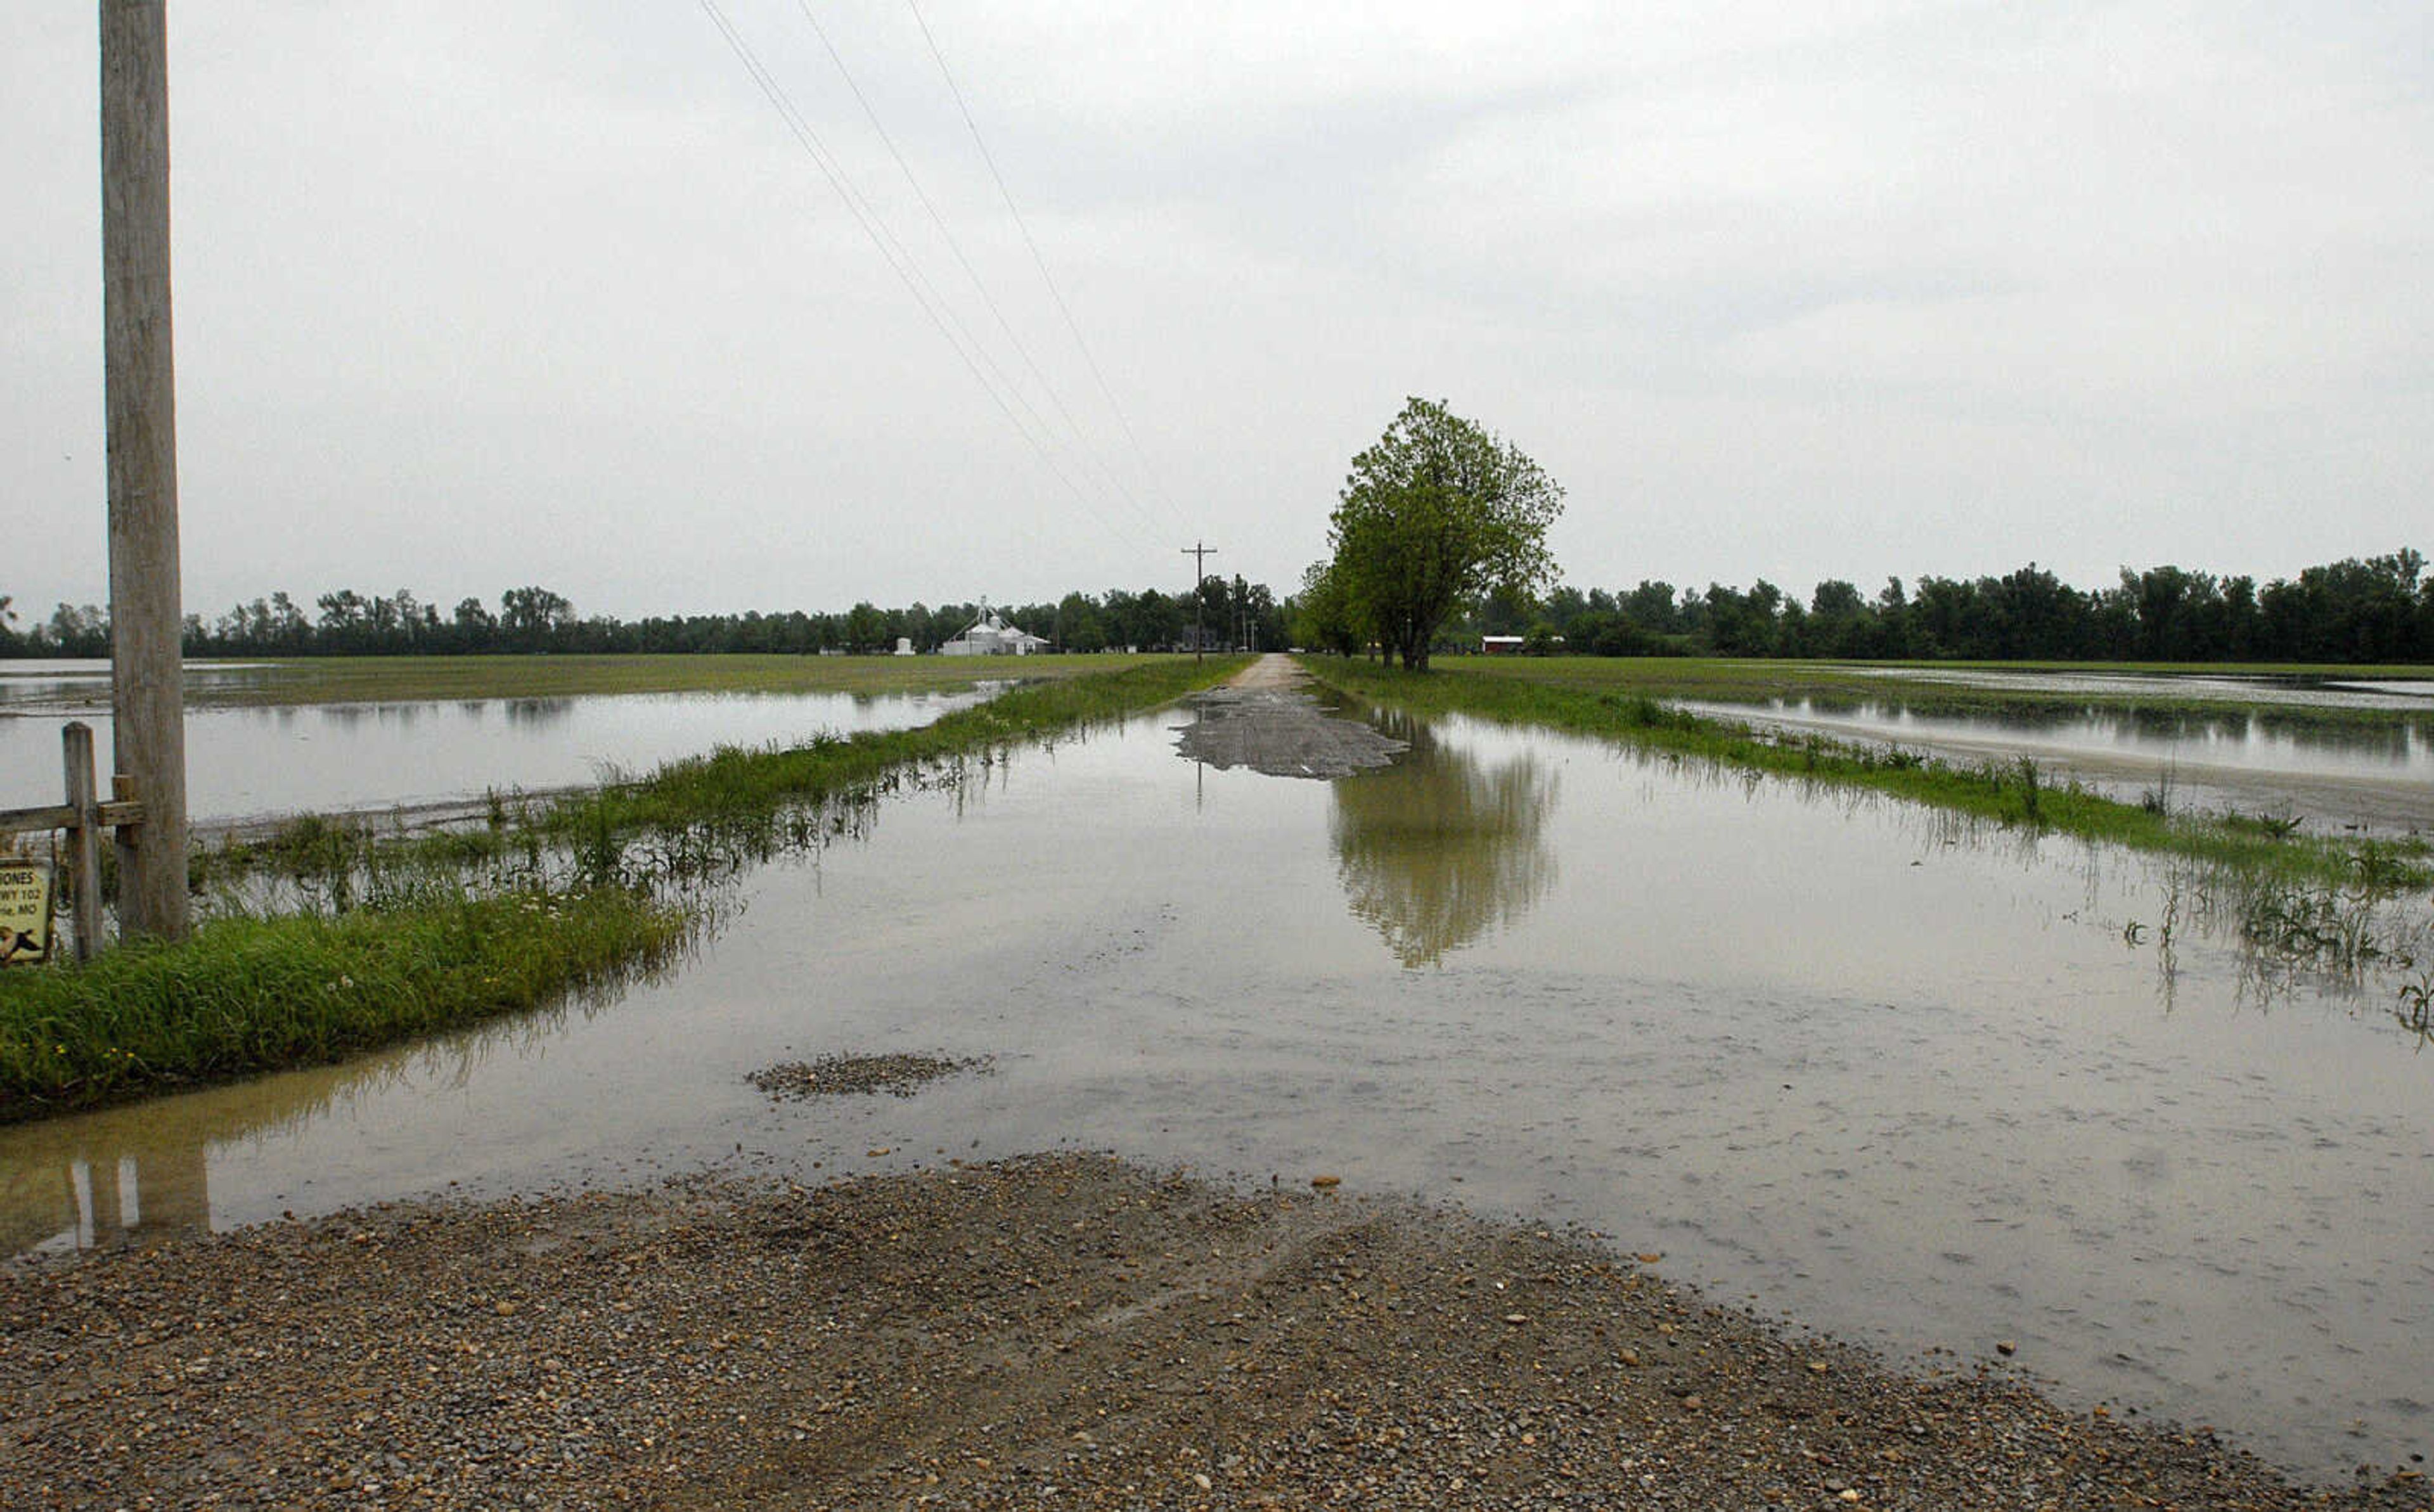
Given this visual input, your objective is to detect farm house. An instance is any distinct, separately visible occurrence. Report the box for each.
[939,608,1050,656]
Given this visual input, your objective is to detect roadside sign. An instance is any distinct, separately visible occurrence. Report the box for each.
[1,859,54,965]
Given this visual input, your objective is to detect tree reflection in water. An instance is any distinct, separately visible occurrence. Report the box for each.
[1330,710,1559,967]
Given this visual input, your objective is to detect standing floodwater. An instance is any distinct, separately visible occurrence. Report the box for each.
[1682,668,2434,835]
[0,665,993,822]
[3,691,2428,1483]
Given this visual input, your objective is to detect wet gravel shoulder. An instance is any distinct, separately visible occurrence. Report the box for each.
[3,1153,2424,1510]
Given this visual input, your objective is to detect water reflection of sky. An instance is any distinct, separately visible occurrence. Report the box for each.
[1682,695,2434,834]
[0,658,273,707]
[0,686,989,822]
[1848,665,2434,712]
[4,700,2430,1483]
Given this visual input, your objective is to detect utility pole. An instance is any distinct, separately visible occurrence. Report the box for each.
[1181,541,1216,662]
[101,0,190,939]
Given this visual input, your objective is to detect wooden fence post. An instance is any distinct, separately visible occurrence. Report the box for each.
[63,722,104,962]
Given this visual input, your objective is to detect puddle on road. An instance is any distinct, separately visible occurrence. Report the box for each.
[4,699,2430,1483]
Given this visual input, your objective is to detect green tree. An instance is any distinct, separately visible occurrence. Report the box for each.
[452,596,498,650]
[498,586,574,651]
[1327,397,1564,670]
[1055,591,1106,652]
[1290,559,1362,657]
[42,603,110,657]
[843,601,886,653]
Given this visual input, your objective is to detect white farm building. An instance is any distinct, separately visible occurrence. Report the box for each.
[939,607,1050,656]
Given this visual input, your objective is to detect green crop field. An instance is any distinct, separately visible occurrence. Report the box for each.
[169,652,1184,708]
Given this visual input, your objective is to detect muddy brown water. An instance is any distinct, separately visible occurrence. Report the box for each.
[4,693,2430,1483]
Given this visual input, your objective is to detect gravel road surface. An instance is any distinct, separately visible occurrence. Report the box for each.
[5,1153,2424,1509]
[1172,655,1407,779]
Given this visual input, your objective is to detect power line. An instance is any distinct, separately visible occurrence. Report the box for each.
[708,3,1066,486]
[699,3,1000,426]
[1182,540,1217,662]
[905,0,1189,530]
[787,1,1164,540]
[694,0,1147,554]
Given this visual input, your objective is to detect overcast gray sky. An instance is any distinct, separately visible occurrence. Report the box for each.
[6,1,2427,623]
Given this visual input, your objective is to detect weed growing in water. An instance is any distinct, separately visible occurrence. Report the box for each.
[2399,963,2432,1023]
[2232,843,2428,979]
[2139,762,2178,817]
[2239,881,2377,971]
[2399,966,2434,1046]
[1595,691,1703,733]
[572,800,623,889]
[2348,840,2414,894]
[2222,807,2305,841]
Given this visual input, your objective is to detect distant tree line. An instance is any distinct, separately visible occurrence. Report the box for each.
[8,549,2426,664]
[0,579,1289,660]
[1299,549,2428,664]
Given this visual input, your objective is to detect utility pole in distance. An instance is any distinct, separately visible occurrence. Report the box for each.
[1181,541,1216,663]
[100,0,190,939]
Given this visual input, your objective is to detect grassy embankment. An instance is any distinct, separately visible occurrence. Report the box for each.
[0,891,687,1124]
[1300,656,2431,890]
[3,655,1244,1121]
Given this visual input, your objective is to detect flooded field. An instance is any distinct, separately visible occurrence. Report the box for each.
[4,686,2431,1483]
[1684,680,2434,836]
[0,662,989,822]
[1857,666,2434,712]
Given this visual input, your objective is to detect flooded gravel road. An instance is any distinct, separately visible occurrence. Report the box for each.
[4,680,2430,1484]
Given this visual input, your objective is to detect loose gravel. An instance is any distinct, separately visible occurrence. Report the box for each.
[2,1153,2425,1509]
[747,1054,991,1101]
